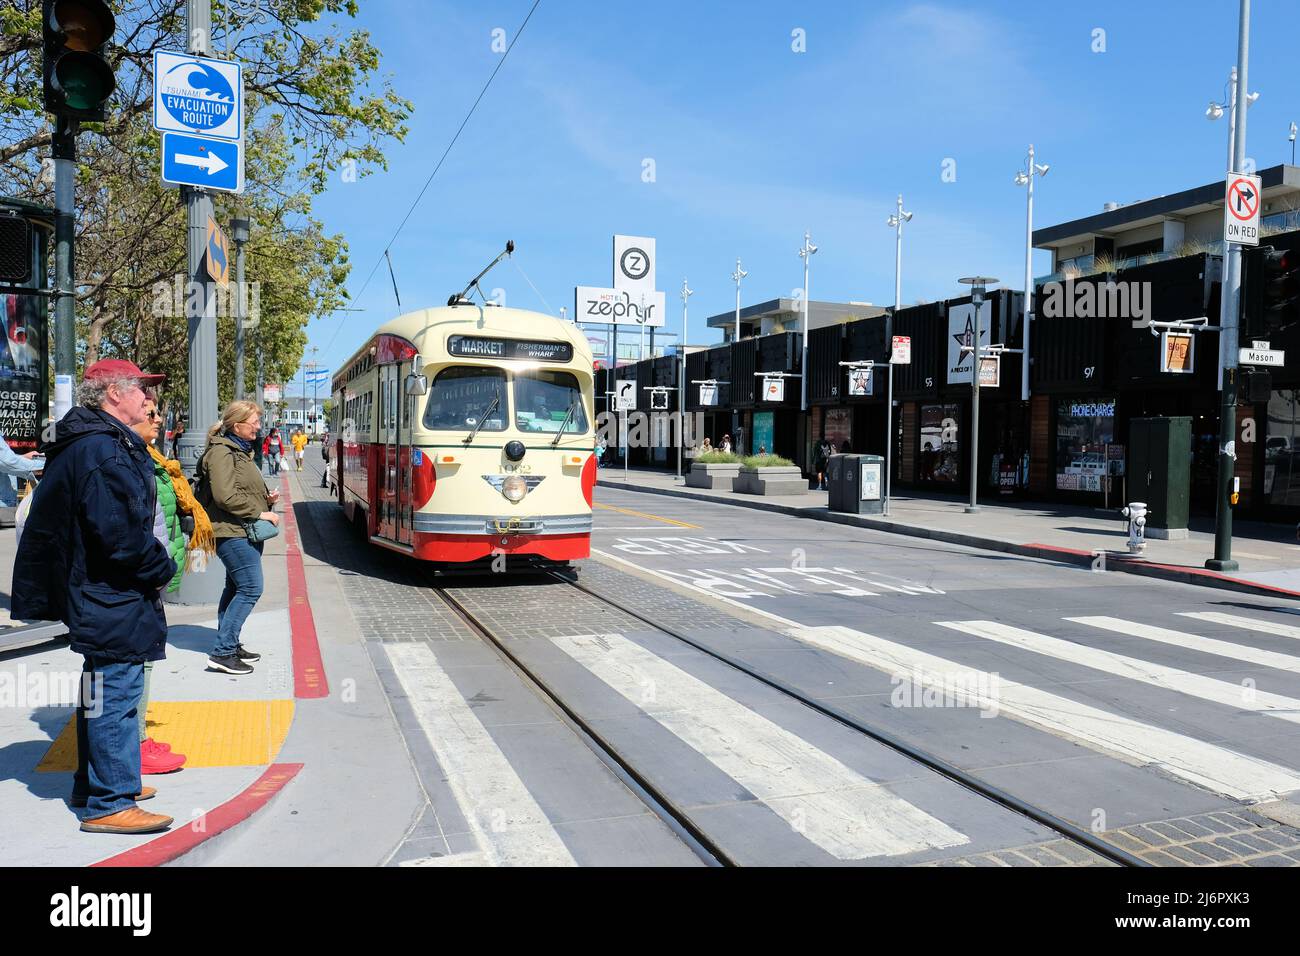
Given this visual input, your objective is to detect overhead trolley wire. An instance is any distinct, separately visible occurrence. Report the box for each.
[321,0,545,357]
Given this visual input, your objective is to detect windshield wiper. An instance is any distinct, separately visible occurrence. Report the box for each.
[550,399,579,446]
[464,393,500,445]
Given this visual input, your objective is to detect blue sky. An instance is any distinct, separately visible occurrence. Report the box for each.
[302,0,1297,381]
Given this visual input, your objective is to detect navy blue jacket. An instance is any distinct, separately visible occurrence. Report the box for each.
[12,407,177,662]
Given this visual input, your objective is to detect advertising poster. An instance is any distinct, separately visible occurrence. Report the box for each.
[753,411,774,455]
[0,293,44,451]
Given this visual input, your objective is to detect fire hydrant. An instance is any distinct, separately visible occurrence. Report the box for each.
[1121,502,1147,555]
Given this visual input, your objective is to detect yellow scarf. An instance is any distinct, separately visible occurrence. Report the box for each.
[149,445,216,555]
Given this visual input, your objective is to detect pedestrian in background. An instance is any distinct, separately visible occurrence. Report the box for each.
[13,359,177,834]
[720,434,732,454]
[197,400,278,675]
[320,432,332,488]
[291,427,308,471]
[263,427,284,476]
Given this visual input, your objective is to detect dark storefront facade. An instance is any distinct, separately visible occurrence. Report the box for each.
[595,230,1300,525]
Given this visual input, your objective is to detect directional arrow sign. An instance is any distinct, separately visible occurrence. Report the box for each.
[161,132,243,193]
[1224,172,1261,246]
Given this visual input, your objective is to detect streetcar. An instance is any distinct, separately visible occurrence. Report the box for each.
[330,245,596,567]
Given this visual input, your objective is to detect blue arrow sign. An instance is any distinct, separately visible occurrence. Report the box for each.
[161,132,243,193]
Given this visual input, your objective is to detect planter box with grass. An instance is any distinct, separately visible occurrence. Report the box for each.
[686,451,741,490]
[734,455,807,496]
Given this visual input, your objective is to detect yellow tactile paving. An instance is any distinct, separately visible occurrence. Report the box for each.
[36,699,295,772]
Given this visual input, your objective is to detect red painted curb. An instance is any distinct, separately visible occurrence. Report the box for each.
[89,763,303,867]
[280,476,329,699]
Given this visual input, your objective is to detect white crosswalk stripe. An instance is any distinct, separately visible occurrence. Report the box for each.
[384,642,577,867]
[937,619,1300,725]
[551,631,969,860]
[1068,616,1300,675]
[786,624,1300,803]
[1179,611,1300,642]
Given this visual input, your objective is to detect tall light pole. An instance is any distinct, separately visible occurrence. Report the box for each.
[678,277,693,483]
[231,217,250,400]
[638,292,648,362]
[1208,0,1253,572]
[959,276,998,514]
[885,195,913,517]
[1290,121,1297,165]
[1014,147,1048,403]
[798,232,817,412]
[731,258,747,343]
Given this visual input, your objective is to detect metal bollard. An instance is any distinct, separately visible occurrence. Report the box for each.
[1120,501,1147,555]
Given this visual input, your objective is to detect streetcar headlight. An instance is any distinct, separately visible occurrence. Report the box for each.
[502,475,528,502]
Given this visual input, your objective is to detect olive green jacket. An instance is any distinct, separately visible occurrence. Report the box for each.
[198,433,270,539]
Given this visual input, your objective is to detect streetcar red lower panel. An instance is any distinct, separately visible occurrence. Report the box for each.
[411,532,590,563]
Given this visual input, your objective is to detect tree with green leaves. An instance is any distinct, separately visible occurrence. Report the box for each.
[0,0,411,413]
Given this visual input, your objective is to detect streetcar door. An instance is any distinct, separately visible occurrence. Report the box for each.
[380,363,399,540]
[396,359,414,545]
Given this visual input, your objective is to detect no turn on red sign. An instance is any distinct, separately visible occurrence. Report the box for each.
[1224,172,1262,246]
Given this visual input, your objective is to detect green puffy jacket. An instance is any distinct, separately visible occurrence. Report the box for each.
[154,459,187,592]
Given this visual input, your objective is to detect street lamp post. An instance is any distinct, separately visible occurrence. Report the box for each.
[731,258,747,343]
[885,195,913,517]
[798,232,817,413]
[231,217,250,400]
[1290,121,1297,165]
[1207,0,1253,572]
[1014,147,1049,403]
[959,276,999,514]
[678,277,693,484]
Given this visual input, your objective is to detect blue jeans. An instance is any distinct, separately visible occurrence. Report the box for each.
[214,536,264,658]
[72,656,144,819]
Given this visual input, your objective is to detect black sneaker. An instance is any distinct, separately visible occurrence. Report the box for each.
[207,655,253,675]
[235,645,261,663]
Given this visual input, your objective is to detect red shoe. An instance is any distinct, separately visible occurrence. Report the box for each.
[141,738,187,774]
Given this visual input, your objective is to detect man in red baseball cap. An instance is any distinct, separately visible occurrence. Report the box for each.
[12,358,178,834]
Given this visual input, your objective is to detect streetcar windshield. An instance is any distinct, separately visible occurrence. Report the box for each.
[422,366,507,431]
[514,370,588,433]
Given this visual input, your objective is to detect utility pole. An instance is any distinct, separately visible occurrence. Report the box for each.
[1208,0,1252,572]
[231,217,250,399]
[310,345,320,435]
[798,232,817,412]
[678,277,692,484]
[175,0,218,475]
[731,258,747,343]
[51,118,77,423]
[886,195,913,516]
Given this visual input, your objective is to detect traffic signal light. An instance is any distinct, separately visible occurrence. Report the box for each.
[1263,245,1300,330]
[42,0,116,122]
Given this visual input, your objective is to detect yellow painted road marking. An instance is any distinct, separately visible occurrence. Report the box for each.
[37,699,295,771]
[592,501,700,529]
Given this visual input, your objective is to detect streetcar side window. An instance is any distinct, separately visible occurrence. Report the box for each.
[514,370,588,433]
[422,366,508,431]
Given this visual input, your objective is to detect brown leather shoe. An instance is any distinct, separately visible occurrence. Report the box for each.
[70,786,157,809]
[80,806,173,834]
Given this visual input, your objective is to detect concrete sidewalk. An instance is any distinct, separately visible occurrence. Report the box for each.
[596,467,1300,599]
[0,468,361,866]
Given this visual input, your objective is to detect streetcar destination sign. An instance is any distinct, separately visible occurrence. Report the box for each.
[447,335,573,362]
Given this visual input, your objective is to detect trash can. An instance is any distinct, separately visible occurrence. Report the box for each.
[828,454,884,515]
